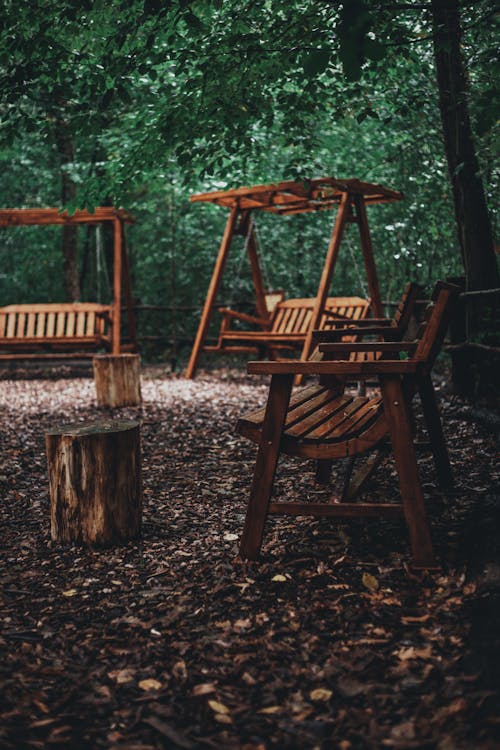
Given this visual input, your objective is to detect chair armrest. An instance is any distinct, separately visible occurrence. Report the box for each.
[312,325,398,342]
[218,308,269,327]
[247,359,419,376]
[324,317,392,327]
[318,341,417,354]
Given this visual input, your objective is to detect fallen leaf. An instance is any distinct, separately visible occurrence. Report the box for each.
[362,572,379,591]
[208,700,230,714]
[62,589,78,597]
[138,678,162,691]
[109,668,135,684]
[192,683,216,696]
[223,533,239,542]
[310,688,333,702]
[259,706,282,714]
[396,645,433,661]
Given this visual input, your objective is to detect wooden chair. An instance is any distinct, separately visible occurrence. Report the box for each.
[236,282,459,568]
[207,296,370,356]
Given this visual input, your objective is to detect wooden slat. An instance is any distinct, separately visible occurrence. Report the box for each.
[76,312,86,336]
[35,313,46,337]
[6,314,16,338]
[86,311,95,335]
[66,312,75,336]
[56,312,66,337]
[45,312,56,337]
[285,395,355,439]
[16,312,26,337]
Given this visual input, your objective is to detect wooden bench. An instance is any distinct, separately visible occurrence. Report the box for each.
[206,296,370,355]
[236,282,460,568]
[0,303,112,360]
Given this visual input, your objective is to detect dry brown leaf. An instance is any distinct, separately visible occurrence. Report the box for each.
[259,706,282,714]
[192,683,216,696]
[362,572,379,591]
[310,688,333,702]
[138,678,162,691]
[108,669,135,684]
[208,700,230,714]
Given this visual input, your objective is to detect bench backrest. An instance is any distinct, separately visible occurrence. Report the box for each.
[270,296,369,336]
[0,303,111,340]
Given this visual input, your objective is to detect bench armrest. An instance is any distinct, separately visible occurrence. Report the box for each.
[323,317,392,327]
[312,325,398,342]
[247,359,419,377]
[318,341,417,354]
[218,308,269,327]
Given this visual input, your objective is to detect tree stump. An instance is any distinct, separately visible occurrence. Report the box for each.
[93,354,142,408]
[46,419,142,545]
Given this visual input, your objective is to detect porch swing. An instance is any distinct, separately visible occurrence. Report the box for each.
[186,177,403,379]
[0,207,137,360]
[209,213,368,359]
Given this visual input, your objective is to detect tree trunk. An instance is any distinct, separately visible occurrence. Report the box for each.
[431,0,499,396]
[431,0,499,293]
[54,118,81,302]
[46,419,142,546]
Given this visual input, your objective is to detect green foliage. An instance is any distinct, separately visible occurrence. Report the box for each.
[0,1,497,357]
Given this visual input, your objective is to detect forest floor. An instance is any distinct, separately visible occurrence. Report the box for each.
[0,365,499,750]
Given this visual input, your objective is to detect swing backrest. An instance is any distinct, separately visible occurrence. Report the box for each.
[270,296,370,336]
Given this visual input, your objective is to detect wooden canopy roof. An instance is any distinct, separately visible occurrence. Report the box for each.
[0,207,134,227]
[190,177,403,215]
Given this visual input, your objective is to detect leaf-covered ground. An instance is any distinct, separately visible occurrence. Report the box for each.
[0,366,499,749]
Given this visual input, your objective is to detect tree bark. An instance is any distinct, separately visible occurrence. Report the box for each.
[431,0,499,293]
[46,419,142,546]
[93,354,142,408]
[54,118,81,302]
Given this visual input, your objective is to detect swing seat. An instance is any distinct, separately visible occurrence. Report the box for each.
[0,303,113,360]
[206,295,370,355]
[236,281,459,568]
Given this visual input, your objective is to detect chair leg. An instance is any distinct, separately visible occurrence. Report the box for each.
[418,374,453,488]
[315,459,332,485]
[239,374,294,560]
[381,377,437,569]
[346,447,389,500]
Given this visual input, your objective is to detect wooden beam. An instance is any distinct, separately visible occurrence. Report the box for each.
[353,194,383,316]
[245,216,269,321]
[0,207,134,227]
[299,191,352,366]
[185,206,239,378]
[121,230,137,350]
[112,219,122,355]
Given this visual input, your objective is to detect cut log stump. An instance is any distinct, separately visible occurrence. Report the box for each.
[93,353,142,408]
[46,419,142,545]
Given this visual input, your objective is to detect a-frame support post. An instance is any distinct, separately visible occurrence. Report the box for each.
[121,230,137,350]
[186,205,239,378]
[244,214,268,322]
[353,194,383,316]
[112,218,122,355]
[300,191,352,364]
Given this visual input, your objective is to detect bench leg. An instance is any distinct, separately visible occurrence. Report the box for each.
[381,377,437,569]
[418,374,453,488]
[239,374,293,560]
[315,459,332,485]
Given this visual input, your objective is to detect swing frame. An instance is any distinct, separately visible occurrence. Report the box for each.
[186,177,403,378]
[0,207,137,359]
